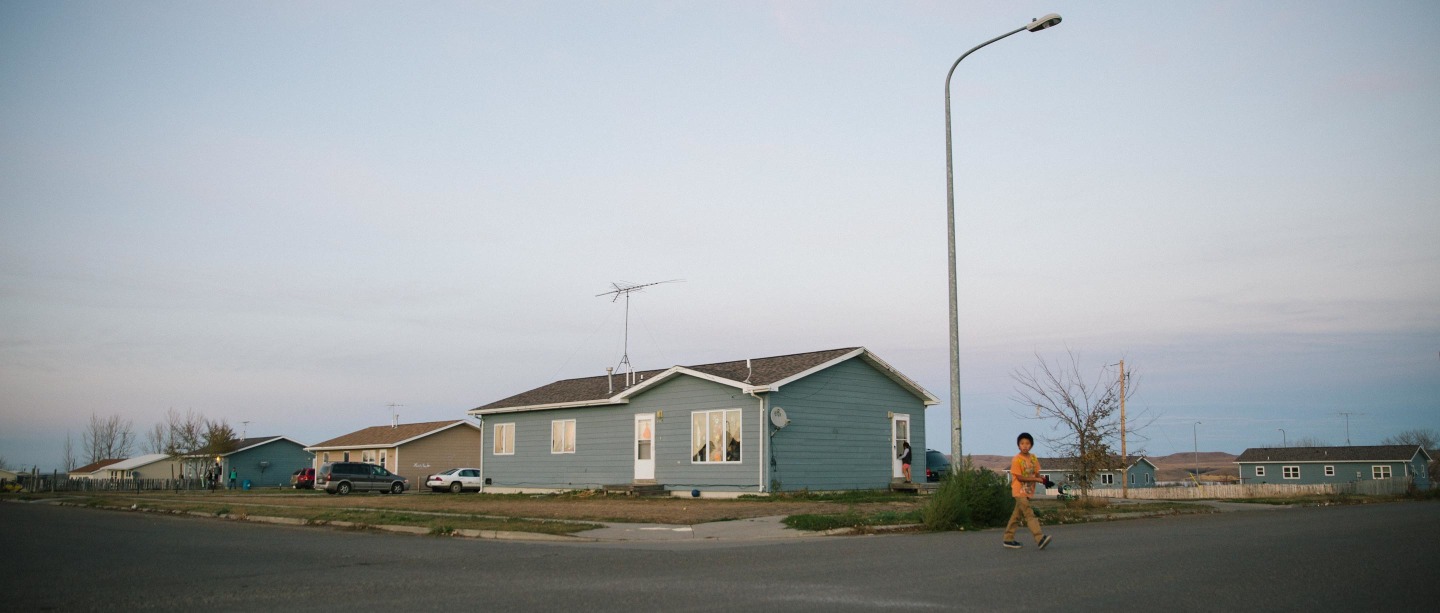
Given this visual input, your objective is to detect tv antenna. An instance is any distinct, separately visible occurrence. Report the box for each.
[1336,411,1364,445]
[387,403,405,428]
[597,279,682,387]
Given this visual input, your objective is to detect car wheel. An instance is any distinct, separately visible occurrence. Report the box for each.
[390,482,405,495]
[449,482,463,494]
[337,482,351,495]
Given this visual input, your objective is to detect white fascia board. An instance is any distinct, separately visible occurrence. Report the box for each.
[766,347,941,405]
[1239,458,1412,464]
[610,366,687,399]
[1130,457,1157,469]
[106,454,173,470]
[225,436,286,456]
[613,365,759,399]
[304,443,398,452]
[305,422,482,452]
[468,398,626,416]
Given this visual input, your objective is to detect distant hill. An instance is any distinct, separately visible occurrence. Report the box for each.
[953,451,1240,483]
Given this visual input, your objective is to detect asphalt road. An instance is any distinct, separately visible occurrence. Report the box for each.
[2,500,1436,612]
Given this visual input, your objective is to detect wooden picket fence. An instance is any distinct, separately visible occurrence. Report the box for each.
[1120,478,1416,500]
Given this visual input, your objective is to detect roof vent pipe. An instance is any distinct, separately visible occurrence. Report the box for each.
[745,359,752,384]
[607,367,614,394]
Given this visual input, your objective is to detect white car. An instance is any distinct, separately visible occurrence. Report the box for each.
[426,468,483,493]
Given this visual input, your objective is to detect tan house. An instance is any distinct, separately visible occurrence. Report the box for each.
[103,453,182,480]
[305,420,483,486]
[68,459,125,479]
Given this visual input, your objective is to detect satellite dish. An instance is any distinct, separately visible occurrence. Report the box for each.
[770,406,790,429]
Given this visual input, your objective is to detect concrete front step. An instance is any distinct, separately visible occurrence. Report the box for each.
[602,482,669,497]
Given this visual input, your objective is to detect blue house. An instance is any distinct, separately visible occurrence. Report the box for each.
[1037,455,1157,491]
[468,347,939,495]
[210,437,314,489]
[1235,445,1432,488]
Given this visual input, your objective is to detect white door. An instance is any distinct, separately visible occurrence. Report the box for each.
[892,414,910,479]
[634,413,656,481]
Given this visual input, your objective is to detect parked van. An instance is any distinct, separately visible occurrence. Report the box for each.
[317,462,408,495]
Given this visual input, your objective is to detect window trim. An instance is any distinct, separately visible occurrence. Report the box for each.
[1255,466,1265,477]
[1282,465,1300,480]
[493,423,515,456]
[551,419,576,454]
[1372,465,1392,479]
[1324,465,1335,477]
[690,408,743,464]
[1101,473,1115,485]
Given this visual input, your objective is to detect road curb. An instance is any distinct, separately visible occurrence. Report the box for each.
[51,501,593,542]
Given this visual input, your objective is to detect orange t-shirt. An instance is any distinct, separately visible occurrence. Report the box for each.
[1010,453,1041,498]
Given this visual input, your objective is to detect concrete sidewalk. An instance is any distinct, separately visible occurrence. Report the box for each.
[574,515,824,542]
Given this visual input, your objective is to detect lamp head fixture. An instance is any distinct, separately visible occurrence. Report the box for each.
[1026,13,1062,32]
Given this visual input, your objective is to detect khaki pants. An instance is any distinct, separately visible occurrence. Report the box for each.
[1003,496,1044,543]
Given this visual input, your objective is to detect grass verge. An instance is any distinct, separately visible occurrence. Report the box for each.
[75,496,600,536]
[1033,499,1213,525]
[783,508,923,532]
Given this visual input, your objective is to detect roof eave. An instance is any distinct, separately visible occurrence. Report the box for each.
[766,347,941,405]
[468,398,627,416]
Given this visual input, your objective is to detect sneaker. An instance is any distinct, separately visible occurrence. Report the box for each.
[1002,540,1022,549]
[1037,535,1052,550]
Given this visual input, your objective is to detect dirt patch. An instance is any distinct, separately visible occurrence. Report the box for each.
[96,490,927,525]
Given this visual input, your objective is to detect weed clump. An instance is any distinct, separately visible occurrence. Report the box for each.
[922,457,1013,531]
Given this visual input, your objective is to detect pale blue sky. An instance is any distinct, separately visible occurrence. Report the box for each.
[3,1,1437,470]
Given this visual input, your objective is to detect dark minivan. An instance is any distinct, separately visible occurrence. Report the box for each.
[318,462,408,495]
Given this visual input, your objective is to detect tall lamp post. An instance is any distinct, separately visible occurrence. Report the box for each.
[1193,421,1202,481]
[945,13,1063,469]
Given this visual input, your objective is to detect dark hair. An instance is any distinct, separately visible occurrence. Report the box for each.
[1017,432,1034,445]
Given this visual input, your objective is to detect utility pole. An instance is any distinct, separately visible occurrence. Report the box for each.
[1119,359,1127,499]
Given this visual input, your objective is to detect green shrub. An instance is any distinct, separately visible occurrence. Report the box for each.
[922,457,1014,531]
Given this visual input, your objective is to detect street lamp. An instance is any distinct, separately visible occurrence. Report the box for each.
[1277,428,1286,447]
[1193,421,1202,481]
[945,13,1063,468]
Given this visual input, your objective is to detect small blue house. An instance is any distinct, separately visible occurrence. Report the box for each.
[1037,455,1157,491]
[211,436,313,489]
[468,347,939,495]
[1235,445,1432,488]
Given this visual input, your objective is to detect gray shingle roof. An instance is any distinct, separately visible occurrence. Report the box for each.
[1235,445,1430,463]
[70,459,125,474]
[308,420,471,449]
[473,347,902,412]
[1037,455,1151,471]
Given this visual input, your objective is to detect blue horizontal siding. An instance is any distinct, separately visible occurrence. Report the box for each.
[767,357,926,491]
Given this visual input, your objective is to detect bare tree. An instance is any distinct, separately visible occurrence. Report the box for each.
[143,422,168,455]
[1382,429,1439,485]
[0,454,10,471]
[161,409,208,477]
[1011,350,1148,495]
[82,413,136,464]
[1382,428,1439,450]
[1290,436,1329,447]
[62,433,78,472]
[198,419,239,457]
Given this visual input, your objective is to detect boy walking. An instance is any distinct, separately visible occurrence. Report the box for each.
[1003,432,1052,550]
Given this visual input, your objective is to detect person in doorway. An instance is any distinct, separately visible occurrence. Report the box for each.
[1003,432,1051,550]
[899,441,913,483]
[228,467,237,490]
